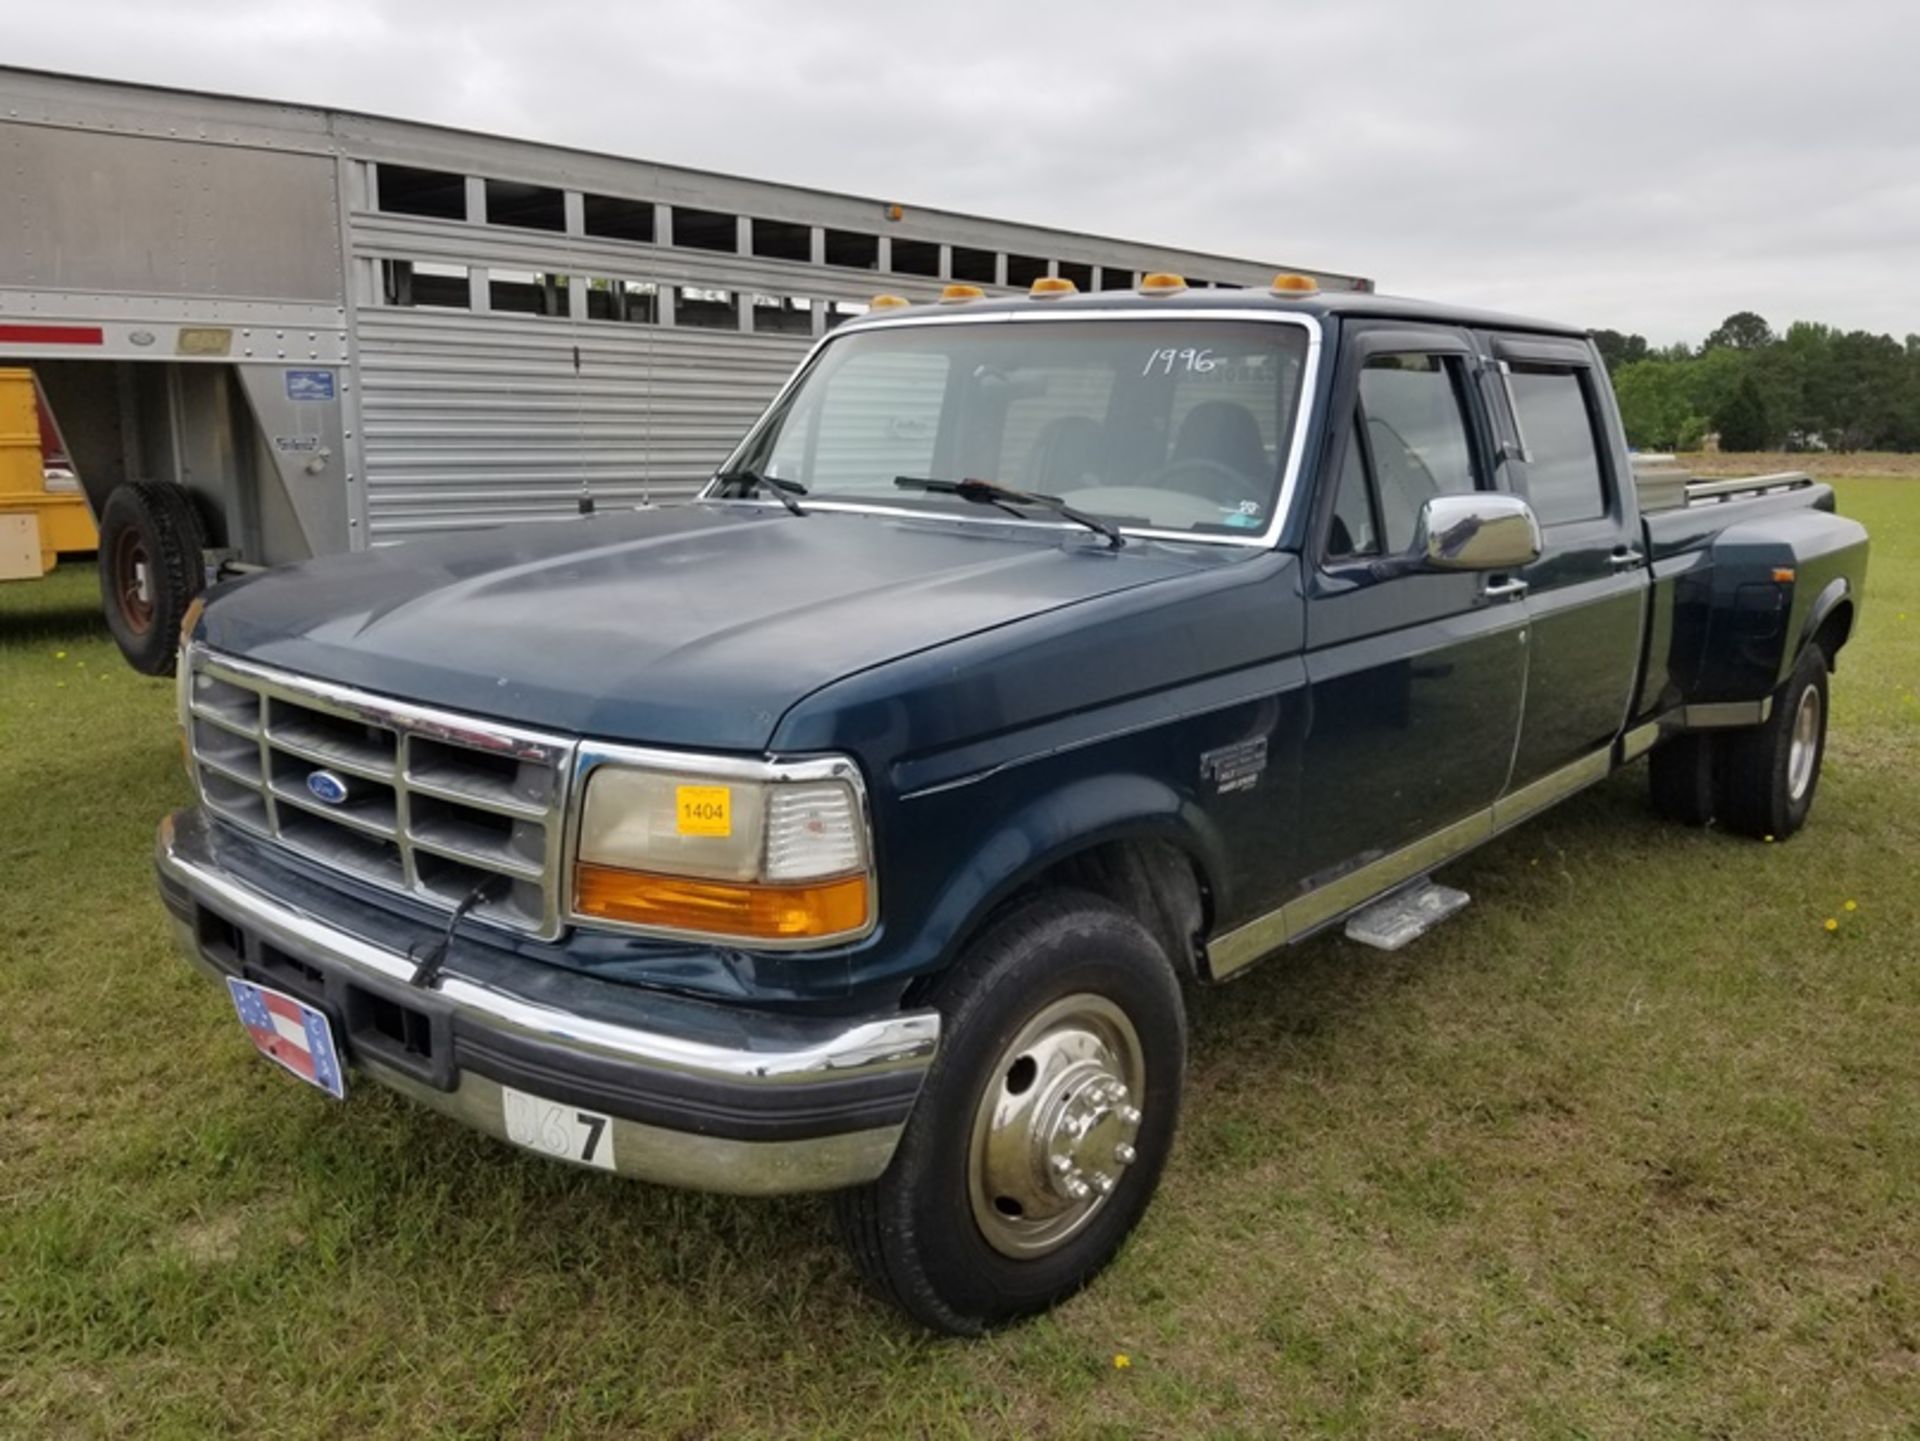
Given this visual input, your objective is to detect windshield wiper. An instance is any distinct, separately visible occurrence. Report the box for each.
[894,476,1124,549]
[713,468,807,517]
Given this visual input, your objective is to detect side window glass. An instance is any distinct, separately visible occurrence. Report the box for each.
[1356,354,1480,553]
[1507,366,1609,524]
[1327,417,1379,558]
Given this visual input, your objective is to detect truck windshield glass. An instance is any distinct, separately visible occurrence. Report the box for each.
[728,320,1312,538]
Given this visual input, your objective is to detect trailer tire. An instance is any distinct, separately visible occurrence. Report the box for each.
[99,481,206,675]
[1716,646,1830,841]
[1648,732,1718,826]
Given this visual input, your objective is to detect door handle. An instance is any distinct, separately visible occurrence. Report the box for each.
[1610,547,1645,571]
[1481,576,1529,601]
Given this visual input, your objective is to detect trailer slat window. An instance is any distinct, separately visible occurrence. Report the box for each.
[1006,255,1049,288]
[489,269,567,316]
[485,179,565,233]
[950,247,996,284]
[825,300,869,330]
[824,230,879,270]
[380,259,470,309]
[751,294,813,335]
[676,286,739,329]
[890,239,939,277]
[583,193,656,244]
[586,278,659,324]
[672,207,739,254]
[752,219,812,263]
[1057,262,1092,291]
[1098,267,1134,291]
[375,165,467,221]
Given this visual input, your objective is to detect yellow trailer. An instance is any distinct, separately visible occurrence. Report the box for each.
[0,367,97,580]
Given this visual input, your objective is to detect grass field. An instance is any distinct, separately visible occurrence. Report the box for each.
[3,482,1916,1439]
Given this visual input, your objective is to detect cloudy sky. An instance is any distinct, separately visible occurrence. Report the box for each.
[11,0,1918,345]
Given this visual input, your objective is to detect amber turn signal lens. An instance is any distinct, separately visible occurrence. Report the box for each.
[870,293,911,309]
[575,863,871,941]
[1269,272,1319,294]
[1029,276,1077,297]
[1138,272,1187,295]
[940,283,985,303]
[1772,567,1797,583]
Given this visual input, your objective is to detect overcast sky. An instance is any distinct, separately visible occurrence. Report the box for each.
[11,0,1918,345]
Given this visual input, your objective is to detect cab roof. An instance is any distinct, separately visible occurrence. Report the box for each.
[846,284,1588,341]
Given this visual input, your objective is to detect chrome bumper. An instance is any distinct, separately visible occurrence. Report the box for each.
[155,809,938,1195]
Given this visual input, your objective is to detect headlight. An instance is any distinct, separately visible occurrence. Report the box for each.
[571,752,875,946]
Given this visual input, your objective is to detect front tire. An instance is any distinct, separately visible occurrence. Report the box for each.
[1716,646,1830,840]
[835,891,1186,1334]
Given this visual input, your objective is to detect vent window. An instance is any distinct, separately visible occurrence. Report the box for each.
[950,247,997,284]
[752,218,812,262]
[380,259,470,309]
[586,279,658,324]
[485,179,565,233]
[489,269,567,317]
[824,230,879,270]
[890,239,940,277]
[376,164,466,221]
[672,207,739,253]
[583,193,656,244]
[1006,255,1049,288]
[676,286,738,329]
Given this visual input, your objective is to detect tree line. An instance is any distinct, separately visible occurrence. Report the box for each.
[1592,312,1920,452]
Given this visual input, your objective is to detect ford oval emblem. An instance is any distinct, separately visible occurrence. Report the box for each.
[306,769,351,806]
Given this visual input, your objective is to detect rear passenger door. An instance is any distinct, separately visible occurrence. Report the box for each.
[1485,335,1646,789]
[1297,324,1528,890]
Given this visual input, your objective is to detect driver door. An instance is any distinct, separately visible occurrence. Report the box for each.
[1294,324,1528,898]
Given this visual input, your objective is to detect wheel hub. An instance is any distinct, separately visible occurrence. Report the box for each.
[968,994,1146,1259]
[1788,683,1821,802]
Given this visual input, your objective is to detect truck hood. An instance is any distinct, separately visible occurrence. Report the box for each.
[202,503,1243,750]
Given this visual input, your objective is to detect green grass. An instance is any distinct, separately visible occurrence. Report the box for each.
[4,484,1917,1439]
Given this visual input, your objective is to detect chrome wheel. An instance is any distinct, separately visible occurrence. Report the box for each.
[1787,683,1822,802]
[967,993,1146,1260]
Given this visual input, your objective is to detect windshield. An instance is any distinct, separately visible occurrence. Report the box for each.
[724,318,1314,539]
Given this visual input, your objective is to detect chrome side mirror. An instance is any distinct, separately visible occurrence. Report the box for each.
[1412,493,1542,572]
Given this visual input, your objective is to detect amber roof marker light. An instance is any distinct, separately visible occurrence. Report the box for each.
[940,283,986,303]
[1138,272,1188,296]
[869,293,911,310]
[1029,276,1078,298]
[1270,272,1320,295]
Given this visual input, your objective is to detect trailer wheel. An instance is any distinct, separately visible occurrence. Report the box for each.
[98,481,207,675]
[1716,646,1830,841]
[834,891,1185,1335]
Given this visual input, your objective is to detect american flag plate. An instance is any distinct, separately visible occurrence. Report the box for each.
[225,977,346,1100]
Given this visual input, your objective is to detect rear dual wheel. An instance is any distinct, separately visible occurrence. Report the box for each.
[1648,645,1830,840]
[836,891,1185,1335]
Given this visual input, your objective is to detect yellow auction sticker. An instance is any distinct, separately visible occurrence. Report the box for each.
[675,785,732,837]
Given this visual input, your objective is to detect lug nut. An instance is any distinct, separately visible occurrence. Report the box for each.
[1090,1173,1115,1195]
[1120,1106,1143,1127]
[1066,1178,1090,1200]
[1114,1142,1137,1165]
[1051,1154,1073,1175]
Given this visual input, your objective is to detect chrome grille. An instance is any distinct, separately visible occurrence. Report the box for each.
[184,649,576,938]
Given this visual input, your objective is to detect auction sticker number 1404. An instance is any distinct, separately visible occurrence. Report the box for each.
[501,1085,617,1171]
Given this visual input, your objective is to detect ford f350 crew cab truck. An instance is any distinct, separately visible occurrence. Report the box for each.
[155,273,1869,1333]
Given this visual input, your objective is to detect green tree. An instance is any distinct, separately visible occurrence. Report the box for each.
[1612,360,1698,449]
[1590,328,1650,372]
[1716,374,1773,451]
[1704,311,1775,351]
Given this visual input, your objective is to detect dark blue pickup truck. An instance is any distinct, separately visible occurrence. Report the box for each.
[157,274,1868,1333]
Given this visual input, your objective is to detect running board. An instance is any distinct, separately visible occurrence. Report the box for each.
[1343,879,1471,951]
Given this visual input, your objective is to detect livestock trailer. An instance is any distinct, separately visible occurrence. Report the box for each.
[0,65,1370,671]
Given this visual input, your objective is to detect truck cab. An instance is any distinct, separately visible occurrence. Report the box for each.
[156,273,1868,1334]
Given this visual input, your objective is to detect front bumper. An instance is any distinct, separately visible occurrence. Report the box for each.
[155,808,939,1194]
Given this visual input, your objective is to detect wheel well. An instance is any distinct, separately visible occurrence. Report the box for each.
[1001,837,1210,981]
[1810,600,1854,669]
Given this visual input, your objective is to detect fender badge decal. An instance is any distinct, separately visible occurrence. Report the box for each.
[1200,737,1268,795]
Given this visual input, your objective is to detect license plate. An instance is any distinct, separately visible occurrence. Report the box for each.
[225,977,346,1100]
[501,1085,616,1171]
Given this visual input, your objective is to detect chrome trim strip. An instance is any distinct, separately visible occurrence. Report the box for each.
[1618,720,1662,764]
[1206,746,1618,981]
[563,740,879,950]
[701,308,1326,552]
[1682,698,1772,729]
[157,813,938,1086]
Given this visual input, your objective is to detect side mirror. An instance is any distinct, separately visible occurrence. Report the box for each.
[1412,493,1542,572]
